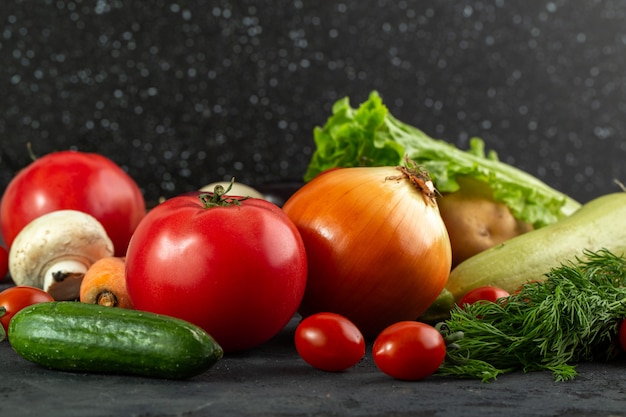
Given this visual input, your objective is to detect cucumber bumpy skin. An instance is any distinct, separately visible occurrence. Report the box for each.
[446,192,626,302]
[8,302,223,379]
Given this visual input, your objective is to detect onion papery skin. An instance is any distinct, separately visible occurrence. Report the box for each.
[283,166,452,338]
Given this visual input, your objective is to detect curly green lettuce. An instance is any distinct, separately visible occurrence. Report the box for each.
[304,91,581,228]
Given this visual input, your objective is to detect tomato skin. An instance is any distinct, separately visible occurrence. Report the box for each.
[295,312,365,372]
[0,286,54,336]
[125,192,308,353]
[0,246,7,282]
[0,151,145,256]
[372,321,446,381]
[619,320,626,352]
[458,286,510,309]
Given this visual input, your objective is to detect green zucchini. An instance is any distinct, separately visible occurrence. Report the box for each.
[446,192,626,302]
[8,302,223,379]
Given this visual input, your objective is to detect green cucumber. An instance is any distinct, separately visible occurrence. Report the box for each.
[8,302,223,379]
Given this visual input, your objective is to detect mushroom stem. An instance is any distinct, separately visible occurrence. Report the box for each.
[43,259,88,290]
[43,259,90,301]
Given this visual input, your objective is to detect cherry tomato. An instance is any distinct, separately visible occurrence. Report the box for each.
[0,286,54,337]
[458,286,510,309]
[0,246,7,282]
[372,321,446,381]
[1,150,145,256]
[619,319,626,352]
[125,191,308,353]
[295,312,365,372]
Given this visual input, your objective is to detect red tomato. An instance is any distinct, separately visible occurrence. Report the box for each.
[372,321,446,381]
[458,286,510,309]
[0,246,7,282]
[125,191,308,353]
[0,286,54,337]
[619,319,626,352]
[294,312,365,372]
[0,150,145,256]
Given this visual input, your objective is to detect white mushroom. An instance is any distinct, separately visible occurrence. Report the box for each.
[9,210,114,301]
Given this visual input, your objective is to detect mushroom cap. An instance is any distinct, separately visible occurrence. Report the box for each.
[9,209,115,288]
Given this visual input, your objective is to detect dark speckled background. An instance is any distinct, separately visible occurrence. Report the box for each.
[2,0,626,204]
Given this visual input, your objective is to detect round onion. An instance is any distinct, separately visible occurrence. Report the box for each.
[283,165,452,338]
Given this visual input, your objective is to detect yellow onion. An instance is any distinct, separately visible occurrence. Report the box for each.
[283,164,452,338]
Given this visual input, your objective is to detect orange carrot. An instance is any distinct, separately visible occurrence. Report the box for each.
[79,257,133,309]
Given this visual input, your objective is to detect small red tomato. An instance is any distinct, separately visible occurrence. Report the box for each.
[619,319,626,352]
[459,286,510,309]
[0,246,7,281]
[372,321,446,381]
[295,312,365,372]
[0,286,54,336]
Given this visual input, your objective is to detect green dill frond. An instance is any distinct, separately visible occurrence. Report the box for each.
[436,249,626,382]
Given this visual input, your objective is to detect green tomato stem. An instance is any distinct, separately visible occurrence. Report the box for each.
[198,177,245,208]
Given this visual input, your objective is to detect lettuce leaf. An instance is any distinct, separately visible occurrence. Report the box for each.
[304,91,581,228]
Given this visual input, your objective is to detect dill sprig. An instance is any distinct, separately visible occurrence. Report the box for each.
[436,249,626,382]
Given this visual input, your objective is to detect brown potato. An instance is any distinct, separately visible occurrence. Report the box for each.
[437,177,533,267]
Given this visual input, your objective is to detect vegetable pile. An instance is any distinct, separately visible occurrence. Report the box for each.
[1,91,626,385]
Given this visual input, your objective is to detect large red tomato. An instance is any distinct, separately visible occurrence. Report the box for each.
[1,151,145,256]
[125,191,308,353]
